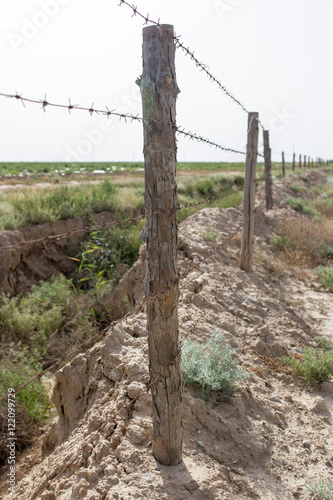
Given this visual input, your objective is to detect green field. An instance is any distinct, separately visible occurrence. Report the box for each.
[0,161,295,178]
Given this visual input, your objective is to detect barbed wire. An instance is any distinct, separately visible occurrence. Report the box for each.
[0,91,259,160]
[0,281,173,402]
[176,128,247,156]
[0,175,265,400]
[116,1,265,130]
[0,176,257,253]
[0,91,142,122]
[34,373,161,499]
[118,0,161,26]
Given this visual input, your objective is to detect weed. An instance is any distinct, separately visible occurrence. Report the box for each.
[201,230,218,241]
[0,346,49,421]
[314,336,333,351]
[311,197,333,218]
[269,219,333,268]
[76,223,142,287]
[284,197,319,217]
[0,180,119,229]
[308,478,333,499]
[315,266,333,292]
[181,332,249,397]
[279,341,333,383]
[289,184,306,194]
[0,275,73,351]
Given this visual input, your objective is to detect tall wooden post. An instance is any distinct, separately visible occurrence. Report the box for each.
[240,112,259,272]
[292,152,296,172]
[263,130,273,210]
[299,154,302,169]
[138,24,182,466]
[282,152,285,177]
[304,155,307,169]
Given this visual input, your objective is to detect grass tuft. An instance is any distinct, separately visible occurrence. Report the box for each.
[308,479,333,500]
[316,265,333,292]
[279,339,333,383]
[181,332,249,397]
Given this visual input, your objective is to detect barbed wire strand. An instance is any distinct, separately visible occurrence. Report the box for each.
[0,174,267,400]
[0,175,261,253]
[0,282,172,402]
[0,91,252,159]
[0,92,142,122]
[117,1,265,130]
[35,373,161,499]
[33,192,272,498]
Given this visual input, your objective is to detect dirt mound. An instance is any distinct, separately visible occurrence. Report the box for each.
[2,170,333,499]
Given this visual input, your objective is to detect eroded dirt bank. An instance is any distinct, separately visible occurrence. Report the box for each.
[1,171,333,500]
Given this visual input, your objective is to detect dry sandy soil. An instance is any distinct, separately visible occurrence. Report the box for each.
[1,170,333,499]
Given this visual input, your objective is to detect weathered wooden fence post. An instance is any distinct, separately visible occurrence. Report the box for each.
[304,155,307,169]
[240,112,259,272]
[292,152,296,172]
[138,24,182,466]
[282,152,285,177]
[299,154,302,169]
[263,130,273,210]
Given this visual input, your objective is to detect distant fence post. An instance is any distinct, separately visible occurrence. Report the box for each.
[299,154,302,169]
[304,155,307,169]
[282,152,285,177]
[263,130,273,211]
[138,24,182,466]
[240,112,259,272]
[292,152,295,172]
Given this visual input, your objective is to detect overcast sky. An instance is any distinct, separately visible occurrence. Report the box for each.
[0,0,332,163]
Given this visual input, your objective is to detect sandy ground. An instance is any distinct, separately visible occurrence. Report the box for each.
[1,170,332,499]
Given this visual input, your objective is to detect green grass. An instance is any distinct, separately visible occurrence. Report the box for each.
[279,337,333,383]
[308,479,333,499]
[0,347,49,421]
[76,223,143,287]
[181,332,249,397]
[316,265,333,292]
[284,197,320,217]
[0,274,73,352]
[0,173,246,230]
[0,161,307,178]
[0,180,121,230]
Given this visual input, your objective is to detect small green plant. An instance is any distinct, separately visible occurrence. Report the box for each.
[300,176,309,182]
[284,197,319,217]
[308,478,333,499]
[0,347,49,421]
[321,244,333,259]
[268,233,290,250]
[314,336,333,351]
[316,265,333,292]
[279,341,333,383]
[200,230,218,241]
[76,224,142,288]
[289,184,306,194]
[181,332,249,397]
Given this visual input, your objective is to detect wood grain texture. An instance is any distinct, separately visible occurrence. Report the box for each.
[263,130,273,211]
[138,24,182,465]
[240,112,259,272]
